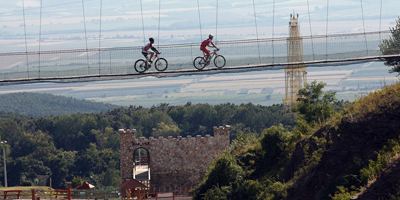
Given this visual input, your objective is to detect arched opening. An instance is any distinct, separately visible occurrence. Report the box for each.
[134,147,150,166]
[132,147,150,187]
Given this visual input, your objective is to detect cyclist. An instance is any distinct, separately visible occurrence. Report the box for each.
[142,37,160,64]
[200,34,219,65]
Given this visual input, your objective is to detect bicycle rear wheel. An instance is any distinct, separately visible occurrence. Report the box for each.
[154,58,168,71]
[193,56,206,70]
[134,59,148,73]
[214,55,226,69]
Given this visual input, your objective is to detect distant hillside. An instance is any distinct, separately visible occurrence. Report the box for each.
[0,92,117,117]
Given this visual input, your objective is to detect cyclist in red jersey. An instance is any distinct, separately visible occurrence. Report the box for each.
[200,34,219,64]
[142,38,160,64]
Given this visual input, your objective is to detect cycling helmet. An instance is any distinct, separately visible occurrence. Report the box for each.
[149,37,154,42]
[208,34,214,39]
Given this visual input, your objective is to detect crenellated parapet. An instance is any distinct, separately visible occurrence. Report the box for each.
[119,125,231,189]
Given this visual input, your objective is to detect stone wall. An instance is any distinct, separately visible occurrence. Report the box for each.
[119,125,230,189]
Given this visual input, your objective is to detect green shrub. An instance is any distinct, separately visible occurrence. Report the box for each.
[265,181,288,200]
[203,185,230,200]
[192,153,245,200]
[22,180,33,186]
[330,186,354,200]
[232,180,265,200]
[256,125,298,176]
[360,138,400,184]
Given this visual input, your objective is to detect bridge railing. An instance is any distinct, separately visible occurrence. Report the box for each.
[0,31,395,82]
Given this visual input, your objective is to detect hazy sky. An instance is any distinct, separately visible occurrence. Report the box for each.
[0,0,399,51]
[1,0,398,29]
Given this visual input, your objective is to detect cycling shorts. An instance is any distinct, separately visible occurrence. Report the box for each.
[141,51,152,57]
[200,47,210,54]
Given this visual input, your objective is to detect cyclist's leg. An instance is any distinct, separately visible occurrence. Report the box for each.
[142,51,149,62]
[149,51,155,63]
[203,48,210,62]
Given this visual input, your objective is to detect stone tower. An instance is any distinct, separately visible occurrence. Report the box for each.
[119,125,230,191]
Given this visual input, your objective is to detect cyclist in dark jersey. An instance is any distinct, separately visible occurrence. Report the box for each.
[142,38,160,64]
[200,34,218,64]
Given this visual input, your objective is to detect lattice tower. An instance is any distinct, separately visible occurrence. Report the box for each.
[283,13,307,110]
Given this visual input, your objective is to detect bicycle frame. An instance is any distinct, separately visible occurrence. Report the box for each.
[202,49,218,61]
[147,53,159,63]
[193,48,225,70]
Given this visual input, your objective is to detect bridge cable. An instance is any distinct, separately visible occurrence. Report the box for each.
[81,0,90,72]
[38,0,43,78]
[325,0,329,61]
[140,0,146,45]
[158,0,161,46]
[307,0,315,60]
[252,0,261,64]
[22,0,30,77]
[98,0,103,74]
[360,0,368,56]
[379,0,383,43]
[272,0,275,64]
[215,0,219,42]
[197,0,203,40]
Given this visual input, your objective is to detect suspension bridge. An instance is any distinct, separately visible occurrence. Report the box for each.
[0,0,399,84]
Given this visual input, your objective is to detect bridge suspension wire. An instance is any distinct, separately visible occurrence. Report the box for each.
[22,0,30,77]
[140,0,146,45]
[215,0,219,42]
[379,0,383,43]
[81,0,90,71]
[197,0,203,40]
[98,0,103,74]
[38,0,43,78]
[325,0,329,61]
[158,0,161,46]
[360,0,368,56]
[307,0,315,60]
[272,0,275,64]
[252,0,261,64]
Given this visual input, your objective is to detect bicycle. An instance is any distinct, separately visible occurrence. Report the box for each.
[193,48,226,70]
[134,52,168,73]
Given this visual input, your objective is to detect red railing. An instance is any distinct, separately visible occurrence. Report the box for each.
[3,190,22,199]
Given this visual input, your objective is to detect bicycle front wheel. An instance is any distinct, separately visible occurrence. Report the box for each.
[193,56,206,70]
[154,58,168,71]
[134,59,148,73]
[214,55,226,69]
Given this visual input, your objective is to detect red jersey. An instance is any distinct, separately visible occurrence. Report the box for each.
[201,38,213,49]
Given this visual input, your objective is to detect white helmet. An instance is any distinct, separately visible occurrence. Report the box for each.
[208,34,214,39]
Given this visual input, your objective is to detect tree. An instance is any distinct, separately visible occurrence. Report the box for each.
[98,160,120,187]
[192,153,245,200]
[295,81,337,125]
[71,176,83,188]
[151,122,181,137]
[380,17,400,73]
[46,151,76,189]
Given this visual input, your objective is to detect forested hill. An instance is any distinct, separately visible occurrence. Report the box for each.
[286,83,400,199]
[0,100,296,189]
[0,92,116,117]
[192,81,400,200]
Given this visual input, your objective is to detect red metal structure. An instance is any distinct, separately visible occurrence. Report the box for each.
[3,190,22,199]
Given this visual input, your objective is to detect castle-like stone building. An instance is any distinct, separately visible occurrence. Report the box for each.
[118,125,230,190]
